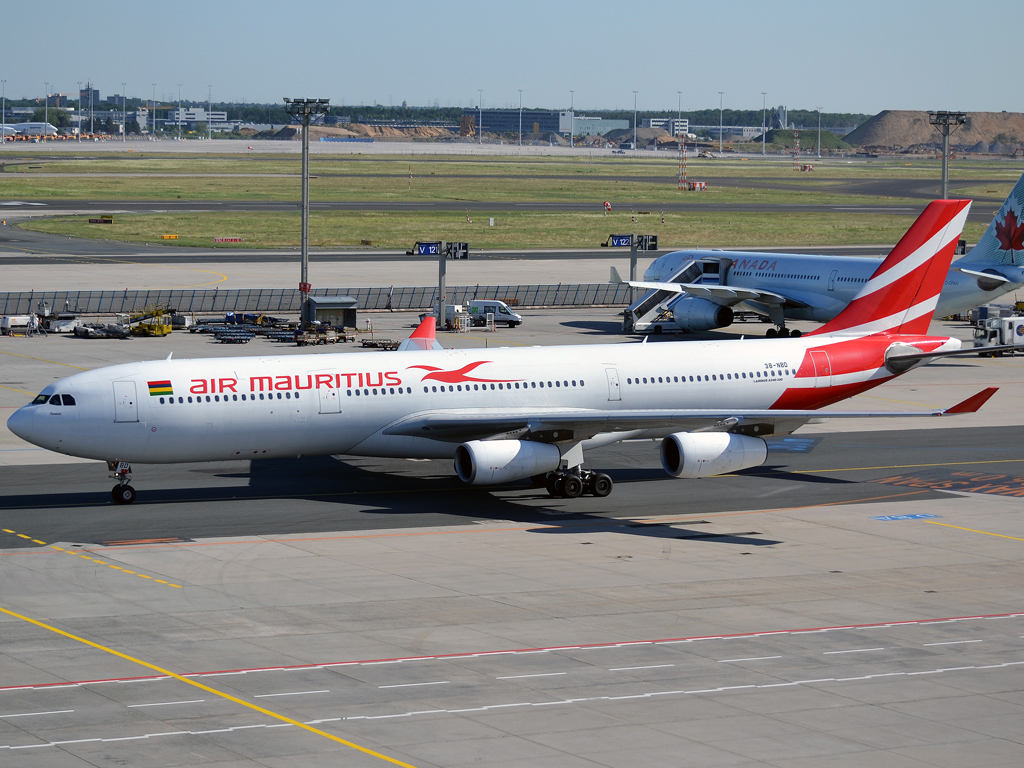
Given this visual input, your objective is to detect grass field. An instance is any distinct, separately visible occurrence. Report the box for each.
[21,210,989,250]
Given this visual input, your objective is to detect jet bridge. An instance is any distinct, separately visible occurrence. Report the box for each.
[624,257,725,333]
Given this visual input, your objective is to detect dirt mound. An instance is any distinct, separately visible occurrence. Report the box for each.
[846,110,1024,149]
[604,126,669,145]
[343,124,454,140]
[308,125,360,139]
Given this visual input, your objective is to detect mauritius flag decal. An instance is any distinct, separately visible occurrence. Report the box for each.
[148,380,173,397]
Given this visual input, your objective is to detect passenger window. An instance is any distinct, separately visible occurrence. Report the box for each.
[62,394,76,406]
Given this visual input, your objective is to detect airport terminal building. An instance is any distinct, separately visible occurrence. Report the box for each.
[463,109,628,136]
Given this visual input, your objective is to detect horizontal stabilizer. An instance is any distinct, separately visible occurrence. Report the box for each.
[943,387,998,414]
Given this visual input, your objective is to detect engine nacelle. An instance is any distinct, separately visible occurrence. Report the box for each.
[670,298,734,331]
[660,432,767,479]
[455,440,562,485]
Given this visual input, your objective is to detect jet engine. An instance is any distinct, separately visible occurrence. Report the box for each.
[670,298,734,332]
[455,440,562,485]
[660,432,767,479]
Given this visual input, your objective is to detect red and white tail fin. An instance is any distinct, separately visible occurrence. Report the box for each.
[810,199,971,337]
[397,316,444,352]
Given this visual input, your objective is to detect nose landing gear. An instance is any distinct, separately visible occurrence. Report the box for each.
[108,461,136,505]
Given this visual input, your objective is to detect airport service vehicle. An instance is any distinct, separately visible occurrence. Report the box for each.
[467,300,522,327]
[974,316,1024,355]
[616,172,1024,336]
[7,200,998,505]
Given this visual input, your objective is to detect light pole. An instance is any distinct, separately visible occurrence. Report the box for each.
[518,89,522,148]
[44,82,49,139]
[477,89,482,145]
[284,97,330,327]
[761,92,767,155]
[177,84,182,141]
[152,84,156,136]
[817,106,822,158]
[207,85,212,141]
[929,111,967,199]
[122,82,127,142]
[76,81,82,142]
[632,90,637,150]
[1,80,6,148]
[569,90,574,148]
[89,81,94,135]
[718,91,724,154]
[677,90,683,155]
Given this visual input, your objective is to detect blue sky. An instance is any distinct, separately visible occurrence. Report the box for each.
[3,0,1018,114]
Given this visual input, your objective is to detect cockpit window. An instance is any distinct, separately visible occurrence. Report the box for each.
[49,395,62,406]
[32,394,50,405]
[62,394,76,406]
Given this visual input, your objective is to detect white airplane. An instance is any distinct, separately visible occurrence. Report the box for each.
[615,171,1024,336]
[7,200,999,505]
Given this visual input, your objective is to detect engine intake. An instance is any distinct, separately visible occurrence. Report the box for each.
[455,440,562,485]
[660,432,767,479]
[670,297,734,331]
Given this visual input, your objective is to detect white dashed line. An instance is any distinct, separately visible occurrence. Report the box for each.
[253,690,329,698]
[378,681,450,689]
[609,665,675,671]
[127,700,204,708]
[496,673,568,680]
[923,640,983,646]
[823,648,885,655]
[0,710,73,719]
[718,656,783,663]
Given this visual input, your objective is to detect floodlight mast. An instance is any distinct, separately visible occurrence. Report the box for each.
[929,111,967,200]
[284,97,331,327]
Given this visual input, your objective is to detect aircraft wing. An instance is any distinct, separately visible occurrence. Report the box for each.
[610,267,807,308]
[382,389,997,443]
[953,266,1012,284]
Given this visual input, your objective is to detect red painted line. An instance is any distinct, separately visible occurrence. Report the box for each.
[2,610,1021,692]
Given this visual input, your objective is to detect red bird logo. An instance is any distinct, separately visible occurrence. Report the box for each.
[994,208,1024,253]
[408,361,518,384]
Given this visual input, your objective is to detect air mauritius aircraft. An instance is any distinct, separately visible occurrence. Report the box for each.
[617,172,1024,336]
[7,200,998,505]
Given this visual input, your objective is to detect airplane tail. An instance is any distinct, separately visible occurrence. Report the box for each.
[810,199,971,337]
[958,170,1024,268]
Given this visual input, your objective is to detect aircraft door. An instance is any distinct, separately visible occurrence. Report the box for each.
[828,269,838,291]
[113,380,139,422]
[808,350,832,388]
[605,368,621,401]
[317,373,341,414]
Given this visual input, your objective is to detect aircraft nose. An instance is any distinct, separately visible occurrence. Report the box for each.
[6,406,37,444]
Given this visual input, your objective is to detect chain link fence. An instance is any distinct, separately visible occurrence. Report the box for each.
[0,284,631,316]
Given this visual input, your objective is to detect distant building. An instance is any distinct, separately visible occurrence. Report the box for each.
[560,112,629,136]
[80,88,100,107]
[463,109,560,135]
[643,118,689,135]
[691,125,767,140]
[164,107,229,130]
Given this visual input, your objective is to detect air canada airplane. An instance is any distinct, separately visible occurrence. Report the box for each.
[7,200,998,505]
[616,172,1024,336]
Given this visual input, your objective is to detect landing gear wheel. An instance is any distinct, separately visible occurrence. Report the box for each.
[112,484,136,505]
[777,328,791,338]
[562,475,584,498]
[765,327,777,338]
[591,473,613,497]
[530,473,550,487]
[546,475,564,497]
[790,329,802,338]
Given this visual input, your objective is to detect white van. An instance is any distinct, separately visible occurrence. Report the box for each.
[467,300,523,327]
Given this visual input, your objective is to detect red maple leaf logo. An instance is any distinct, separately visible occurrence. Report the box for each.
[994,208,1024,252]
[408,361,518,384]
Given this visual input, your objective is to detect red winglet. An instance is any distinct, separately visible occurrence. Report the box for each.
[944,387,998,414]
[410,316,437,340]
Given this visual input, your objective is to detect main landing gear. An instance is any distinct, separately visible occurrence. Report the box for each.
[540,469,613,498]
[766,327,802,338]
[108,461,136,505]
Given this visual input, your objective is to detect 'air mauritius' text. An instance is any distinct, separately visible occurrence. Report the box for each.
[189,372,403,395]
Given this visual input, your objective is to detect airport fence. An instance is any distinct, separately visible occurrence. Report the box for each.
[0,284,632,316]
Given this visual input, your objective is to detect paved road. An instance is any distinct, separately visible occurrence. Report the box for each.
[0,425,1017,547]
[0,224,896,262]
